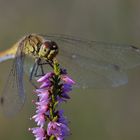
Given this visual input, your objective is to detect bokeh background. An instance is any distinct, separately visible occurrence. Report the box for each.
[0,0,140,140]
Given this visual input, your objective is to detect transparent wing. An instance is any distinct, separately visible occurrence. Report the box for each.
[1,42,25,116]
[44,34,140,88]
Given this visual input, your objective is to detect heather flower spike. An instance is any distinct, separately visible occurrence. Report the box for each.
[30,60,75,140]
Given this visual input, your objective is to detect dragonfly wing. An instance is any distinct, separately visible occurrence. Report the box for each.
[58,47,128,88]
[1,42,25,116]
[23,55,34,75]
[44,34,140,88]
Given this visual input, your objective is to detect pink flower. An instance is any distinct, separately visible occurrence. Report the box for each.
[36,101,49,114]
[57,110,68,125]
[47,121,70,140]
[40,81,51,88]
[62,83,72,93]
[37,91,50,102]
[30,63,75,140]
[61,75,75,85]
[32,113,46,127]
[37,72,54,82]
[29,127,46,140]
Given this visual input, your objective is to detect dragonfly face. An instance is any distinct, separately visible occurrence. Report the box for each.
[38,41,59,61]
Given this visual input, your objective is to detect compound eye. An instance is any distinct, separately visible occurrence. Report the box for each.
[42,42,50,50]
[53,45,56,49]
[51,42,58,50]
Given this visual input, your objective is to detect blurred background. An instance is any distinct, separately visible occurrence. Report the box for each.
[0,0,140,140]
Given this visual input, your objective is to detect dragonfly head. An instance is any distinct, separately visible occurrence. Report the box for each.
[39,41,59,60]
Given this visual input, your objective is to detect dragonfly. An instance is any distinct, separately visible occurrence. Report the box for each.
[0,33,140,116]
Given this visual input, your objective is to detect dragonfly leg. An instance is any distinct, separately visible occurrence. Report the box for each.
[34,64,44,77]
[29,59,54,88]
[34,59,53,77]
[38,59,54,68]
[40,64,44,76]
[34,59,45,77]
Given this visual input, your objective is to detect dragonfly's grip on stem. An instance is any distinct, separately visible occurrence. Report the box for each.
[29,58,54,88]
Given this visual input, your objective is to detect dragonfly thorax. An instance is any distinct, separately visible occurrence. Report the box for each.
[38,40,59,60]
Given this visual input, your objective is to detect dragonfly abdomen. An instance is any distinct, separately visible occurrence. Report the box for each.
[0,43,17,62]
[0,53,15,62]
